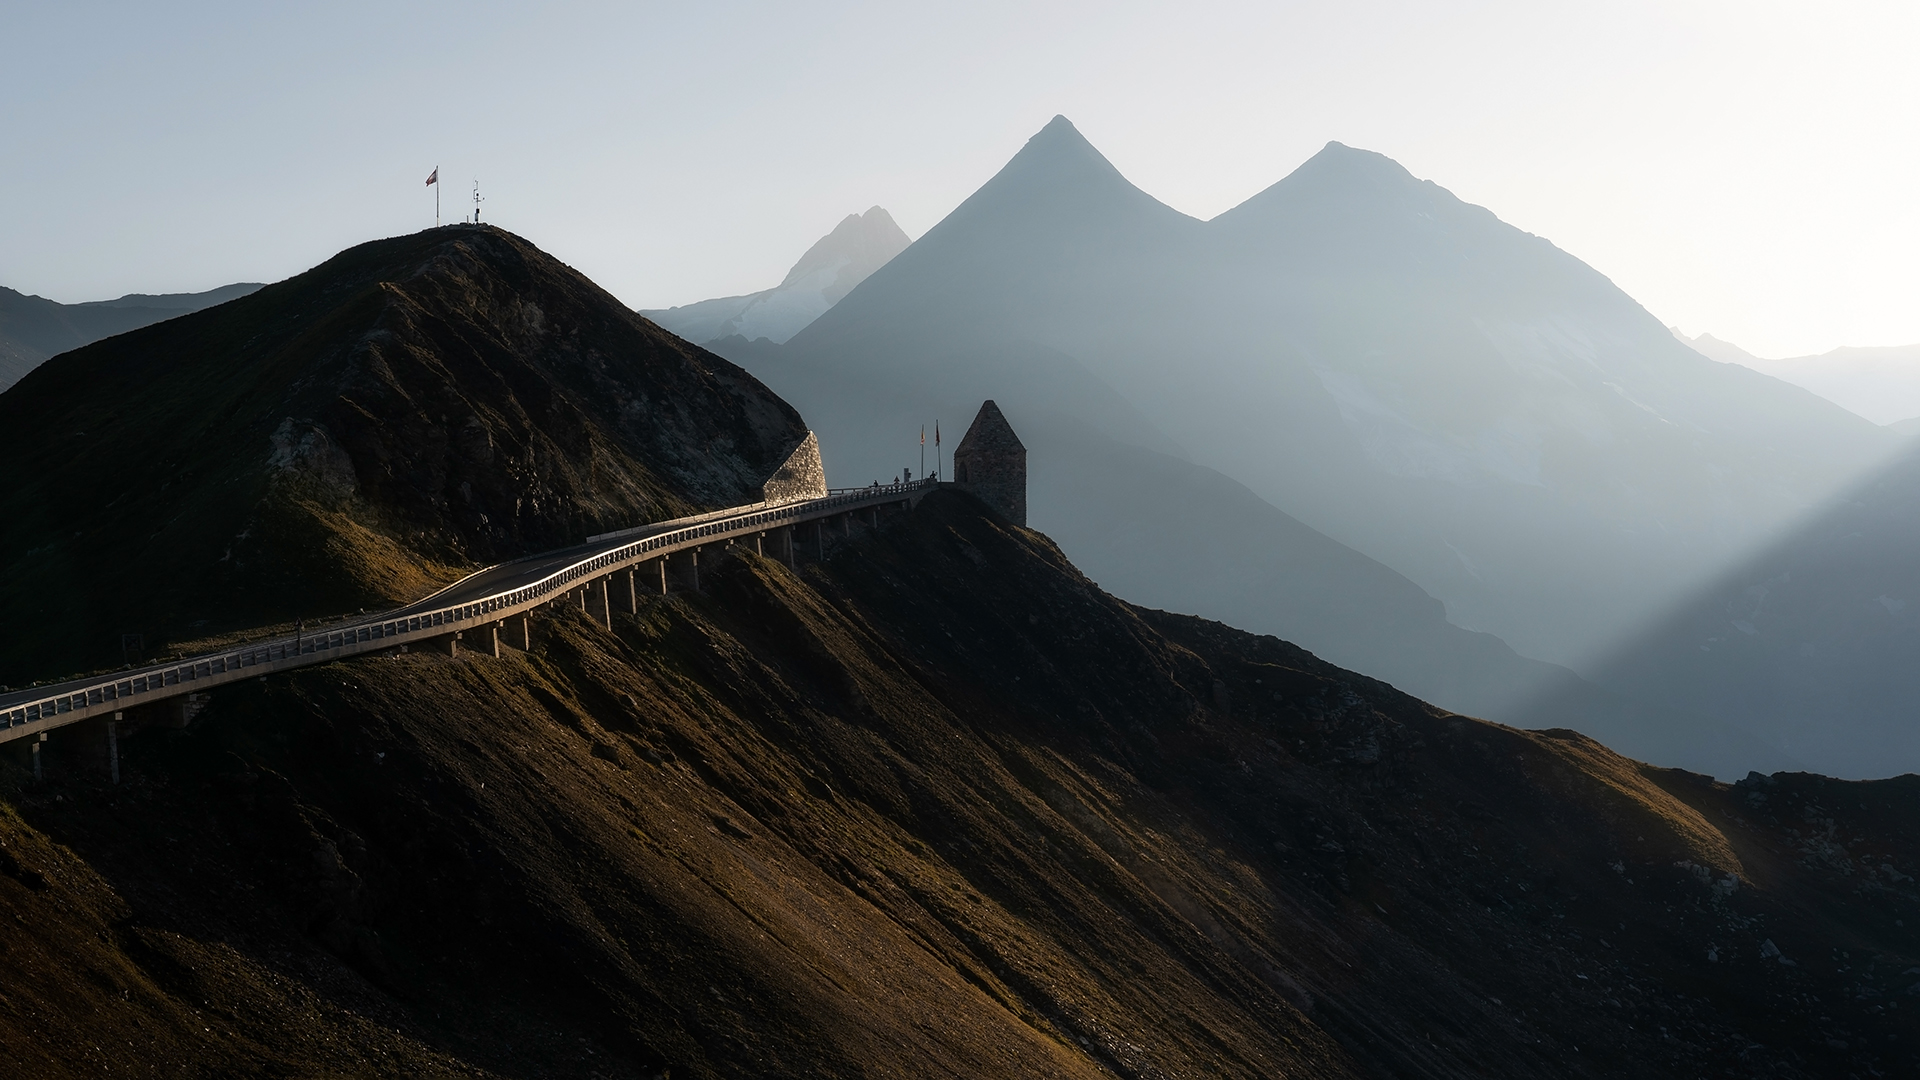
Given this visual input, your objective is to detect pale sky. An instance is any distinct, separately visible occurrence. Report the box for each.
[3,1,1914,358]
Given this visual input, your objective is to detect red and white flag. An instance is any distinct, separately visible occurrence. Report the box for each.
[425,167,438,186]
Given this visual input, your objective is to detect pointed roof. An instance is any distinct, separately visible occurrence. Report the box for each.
[954,399,1025,456]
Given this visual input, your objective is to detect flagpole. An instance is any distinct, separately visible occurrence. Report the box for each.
[920,425,925,481]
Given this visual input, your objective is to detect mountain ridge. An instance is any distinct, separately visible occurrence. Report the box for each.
[0,281,263,391]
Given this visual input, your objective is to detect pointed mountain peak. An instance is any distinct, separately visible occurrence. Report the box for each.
[904,114,1193,245]
[779,206,912,294]
[1211,140,1489,238]
[999,114,1125,185]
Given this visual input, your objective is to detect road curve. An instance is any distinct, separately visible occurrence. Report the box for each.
[0,480,936,746]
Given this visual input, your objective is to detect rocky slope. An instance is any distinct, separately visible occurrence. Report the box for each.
[0,225,809,684]
[642,207,911,346]
[0,282,261,391]
[3,491,1917,1078]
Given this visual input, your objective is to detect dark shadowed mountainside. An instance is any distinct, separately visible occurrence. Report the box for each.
[0,226,808,685]
[4,491,1919,1079]
[0,282,262,391]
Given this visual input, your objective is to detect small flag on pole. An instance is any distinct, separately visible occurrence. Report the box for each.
[920,426,925,446]
[425,168,438,186]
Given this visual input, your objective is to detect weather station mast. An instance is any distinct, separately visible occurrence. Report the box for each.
[472,180,484,224]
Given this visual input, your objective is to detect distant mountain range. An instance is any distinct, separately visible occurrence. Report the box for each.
[1677,329,1920,427]
[701,115,1898,776]
[640,206,909,345]
[0,282,262,392]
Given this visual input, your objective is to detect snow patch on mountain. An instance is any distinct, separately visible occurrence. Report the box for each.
[642,206,910,345]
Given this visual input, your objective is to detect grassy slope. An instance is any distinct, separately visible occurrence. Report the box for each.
[1,491,1915,1078]
[0,226,806,686]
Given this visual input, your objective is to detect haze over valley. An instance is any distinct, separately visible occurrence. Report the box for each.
[685,117,1913,779]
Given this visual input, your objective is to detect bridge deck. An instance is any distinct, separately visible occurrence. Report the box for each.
[0,480,934,746]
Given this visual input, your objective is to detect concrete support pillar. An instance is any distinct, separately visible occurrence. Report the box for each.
[488,622,503,658]
[596,577,611,629]
[431,632,459,657]
[691,547,702,592]
[755,532,765,556]
[108,712,121,784]
[657,557,669,596]
[626,567,638,612]
[32,734,43,780]
[514,613,531,650]
[576,587,587,613]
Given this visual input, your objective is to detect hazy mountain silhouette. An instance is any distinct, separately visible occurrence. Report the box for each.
[707,121,1610,728]
[1149,140,1889,671]
[0,281,261,391]
[715,116,1897,771]
[1677,329,1920,427]
[642,206,910,345]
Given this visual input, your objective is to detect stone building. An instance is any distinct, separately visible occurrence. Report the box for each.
[759,431,827,504]
[952,400,1026,526]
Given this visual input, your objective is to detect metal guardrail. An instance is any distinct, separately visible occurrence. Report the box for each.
[0,479,935,745]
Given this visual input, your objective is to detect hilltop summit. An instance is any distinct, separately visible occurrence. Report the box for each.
[0,225,809,681]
